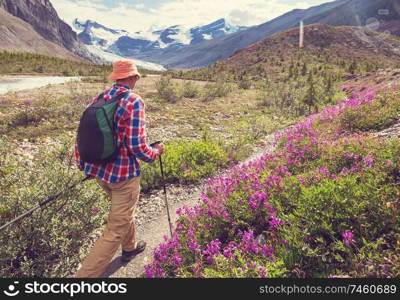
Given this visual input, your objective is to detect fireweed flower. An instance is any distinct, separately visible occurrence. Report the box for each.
[144,265,165,278]
[202,239,222,263]
[350,166,358,173]
[172,252,183,266]
[188,238,201,253]
[318,167,329,177]
[223,242,237,259]
[341,230,355,246]
[363,157,374,167]
[341,168,349,176]
[249,191,269,209]
[269,213,284,227]
[258,266,268,278]
[387,160,394,167]
[261,245,274,258]
[298,176,306,185]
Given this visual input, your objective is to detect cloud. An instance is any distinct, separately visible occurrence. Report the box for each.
[51,0,325,32]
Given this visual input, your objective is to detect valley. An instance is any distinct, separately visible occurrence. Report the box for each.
[1,0,400,280]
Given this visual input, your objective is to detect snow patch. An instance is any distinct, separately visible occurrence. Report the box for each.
[85,45,166,71]
[91,27,125,45]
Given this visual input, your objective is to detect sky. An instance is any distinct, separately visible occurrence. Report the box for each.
[51,0,331,32]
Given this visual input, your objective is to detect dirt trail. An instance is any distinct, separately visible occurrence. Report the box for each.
[99,132,278,278]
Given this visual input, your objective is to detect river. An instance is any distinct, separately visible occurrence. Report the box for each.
[0,76,81,95]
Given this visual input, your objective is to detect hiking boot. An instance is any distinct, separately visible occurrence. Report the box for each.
[121,241,146,262]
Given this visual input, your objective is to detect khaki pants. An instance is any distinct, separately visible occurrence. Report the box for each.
[75,176,141,278]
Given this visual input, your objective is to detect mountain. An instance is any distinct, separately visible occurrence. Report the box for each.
[145,0,400,69]
[72,18,247,67]
[73,19,129,48]
[0,8,84,61]
[71,19,166,70]
[186,23,400,80]
[0,0,99,62]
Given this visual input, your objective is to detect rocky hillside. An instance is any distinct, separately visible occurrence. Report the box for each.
[0,0,99,62]
[0,8,83,61]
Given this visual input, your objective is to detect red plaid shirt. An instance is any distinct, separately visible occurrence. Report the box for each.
[75,84,159,183]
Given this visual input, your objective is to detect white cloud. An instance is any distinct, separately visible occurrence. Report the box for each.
[51,0,324,32]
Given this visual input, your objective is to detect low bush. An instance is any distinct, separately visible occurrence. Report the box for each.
[141,138,228,192]
[202,80,234,100]
[0,137,108,277]
[8,106,50,128]
[238,76,252,90]
[340,88,400,132]
[181,81,200,98]
[155,76,181,103]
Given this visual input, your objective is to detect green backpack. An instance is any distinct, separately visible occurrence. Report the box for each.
[77,92,128,164]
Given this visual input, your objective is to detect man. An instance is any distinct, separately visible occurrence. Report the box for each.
[74,60,164,278]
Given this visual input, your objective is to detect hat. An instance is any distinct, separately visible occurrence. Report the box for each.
[108,60,141,80]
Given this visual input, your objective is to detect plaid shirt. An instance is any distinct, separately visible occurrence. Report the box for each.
[75,84,159,183]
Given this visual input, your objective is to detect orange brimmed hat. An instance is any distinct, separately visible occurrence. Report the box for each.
[108,60,141,80]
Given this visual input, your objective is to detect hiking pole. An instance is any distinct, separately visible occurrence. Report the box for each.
[151,141,173,238]
[0,175,91,232]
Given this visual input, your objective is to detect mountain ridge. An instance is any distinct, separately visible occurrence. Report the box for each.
[72,18,248,66]
[0,0,100,62]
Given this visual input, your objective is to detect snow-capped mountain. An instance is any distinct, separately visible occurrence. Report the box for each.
[72,18,247,68]
[72,19,165,71]
[190,18,247,45]
[73,19,128,47]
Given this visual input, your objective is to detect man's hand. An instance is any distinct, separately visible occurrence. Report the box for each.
[153,143,165,155]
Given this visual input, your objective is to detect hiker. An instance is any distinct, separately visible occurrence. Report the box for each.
[74,60,164,278]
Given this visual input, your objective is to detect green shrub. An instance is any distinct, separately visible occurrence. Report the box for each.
[140,138,228,192]
[155,76,181,102]
[238,77,252,90]
[274,172,399,275]
[182,81,199,98]
[201,253,287,278]
[0,137,108,277]
[9,106,50,127]
[340,91,400,132]
[202,80,234,100]
[269,137,400,276]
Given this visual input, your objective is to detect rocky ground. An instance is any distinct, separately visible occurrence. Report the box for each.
[373,121,400,139]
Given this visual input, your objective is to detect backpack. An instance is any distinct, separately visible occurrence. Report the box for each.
[77,92,128,164]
